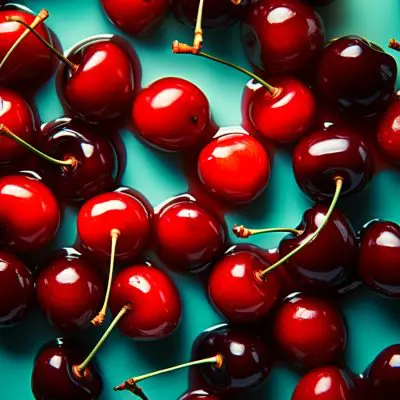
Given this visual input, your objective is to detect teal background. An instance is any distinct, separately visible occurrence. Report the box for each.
[1,0,400,399]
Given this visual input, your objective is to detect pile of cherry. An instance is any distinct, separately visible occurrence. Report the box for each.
[0,0,400,399]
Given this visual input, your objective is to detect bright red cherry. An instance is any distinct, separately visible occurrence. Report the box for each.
[133,77,214,152]
[198,132,270,204]
[109,264,181,339]
[178,389,221,400]
[273,294,347,368]
[0,173,60,252]
[101,0,169,36]
[242,0,325,74]
[0,251,34,327]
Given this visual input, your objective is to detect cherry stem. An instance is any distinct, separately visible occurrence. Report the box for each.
[258,177,344,279]
[193,0,204,51]
[114,354,223,392]
[231,0,242,4]
[233,225,302,239]
[6,17,78,71]
[73,304,131,376]
[0,123,77,168]
[91,229,121,327]
[388,38,400,51]
[0,9,49,72]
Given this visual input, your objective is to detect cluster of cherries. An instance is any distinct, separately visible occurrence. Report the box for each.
[1,0,400,399]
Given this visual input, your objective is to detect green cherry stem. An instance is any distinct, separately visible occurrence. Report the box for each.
[233,225,302,239]
[193,0,205,50]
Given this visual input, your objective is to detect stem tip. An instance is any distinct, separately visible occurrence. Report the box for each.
[232,224,251,238]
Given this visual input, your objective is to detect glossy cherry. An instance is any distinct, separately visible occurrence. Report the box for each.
[109,264,181,339]
[198,132,270,204]
[133,77,214,152]
[317,36,397,116]
[293,127,374,201]
[178,389,221,400]
[292,366,358,400]
[377,99,400,163]
[0,251,34,327]
[0,173,60,252]
[242,0,325,73]
[273,293,347,368]
[359,220,400,298]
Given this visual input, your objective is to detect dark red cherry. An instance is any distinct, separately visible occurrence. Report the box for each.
[0,251,34,326]
[198,133,270,204]
[209,250,280,323]
[279,204,358,292]
[317,36,397,116]
[190,323,273,395]
[293,127,374,201]
[359,220,400,298]
[292,366,358,400]
[39,118,116,202]
[109,264,181,339]
[242,0,325,73]
[36,255,104,331]
[178,389,221,400]
[0,173,60,252]
[242,76,316,144]
[133,77,213,152]
[31,338,102,400]
[77,191,151,262]
[273,294,347,368]
[101,0,169,36]
[155,196,226,272]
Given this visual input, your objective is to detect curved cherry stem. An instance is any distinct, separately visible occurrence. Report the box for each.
[91,229,121,327]
[389,38,400,51]
[0,9,49,72]
[233,225,302,239]
[6,17,78,71]
[193,0,205,51]
[258,177,344,279]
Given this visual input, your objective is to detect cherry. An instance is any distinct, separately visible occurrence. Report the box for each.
[0,251,34,327]
[364,344,400,399]
[273,293,347,368]
[155,196,226,272]
[109,264,181,339]
[198,132,270,204]
[208,249,280,323]
[317,36,397,116]
[292,366,358,400]
[101,0,169,36]
[178,389,221,400]
[133,77,214,152]
[242,0,325,73]
[292,127,374,202]
[359,220,400,298]
[0,173,60,252]
[36,255,105,331]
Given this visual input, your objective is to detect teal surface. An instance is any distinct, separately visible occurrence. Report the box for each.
[1,0,400,399]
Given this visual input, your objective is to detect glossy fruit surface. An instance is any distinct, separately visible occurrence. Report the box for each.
[178,389,221,400]
[377,100,400,163]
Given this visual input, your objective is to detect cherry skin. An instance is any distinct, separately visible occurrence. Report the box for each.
[133,77,213,152]
[208,250,280,323]
[31,338,102,400]
[292,366,358,400]
[178,389,221,400]
[198,133,270,204]
[109,264,181,339]
[273,293,347,368]
[101,0,169,36]
[317,36,397,116]
[358,220,400,298]
[39,118,116,202]
[292,127,374,202]
[242,0,325,74]
[0,251,34,327]
[155,196,226,272]
[0,173,60,252]
[77,191,151,262]
[242,76,316,144]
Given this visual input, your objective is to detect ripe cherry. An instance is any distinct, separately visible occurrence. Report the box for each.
[0,251,34,327]
[178,389,221,400]
[273,293,347,368]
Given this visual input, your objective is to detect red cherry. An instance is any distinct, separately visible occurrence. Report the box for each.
[0,173,60,252]
[198,132,270,204]
[133,77,214,152]
[0,251,34,326]
[273,293,347,368]
[101,0,169,36]
[178,389,221,400]
[242,0,325,73]
[109,264,181,339]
